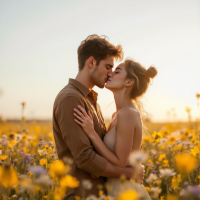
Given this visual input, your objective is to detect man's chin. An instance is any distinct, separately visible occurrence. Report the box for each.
[96,82,105,89]
[98,84,105,89]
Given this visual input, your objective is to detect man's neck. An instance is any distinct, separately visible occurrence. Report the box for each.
[75,72,94,91]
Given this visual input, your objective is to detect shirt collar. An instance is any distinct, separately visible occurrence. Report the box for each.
[68,78,98,99]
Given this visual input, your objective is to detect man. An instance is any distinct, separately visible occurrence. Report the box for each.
[53,34,145,200]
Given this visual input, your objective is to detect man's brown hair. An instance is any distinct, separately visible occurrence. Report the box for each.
[77,34,124,70]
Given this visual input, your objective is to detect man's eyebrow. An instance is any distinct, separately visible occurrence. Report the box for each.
[106,64,113,68]
[116,67,122,71]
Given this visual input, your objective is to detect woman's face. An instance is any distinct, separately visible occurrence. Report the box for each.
[105,63,128,91]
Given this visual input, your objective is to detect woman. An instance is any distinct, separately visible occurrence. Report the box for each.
[73,58,157,199]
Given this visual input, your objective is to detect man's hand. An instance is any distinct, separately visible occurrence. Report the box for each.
[126,164,145,184]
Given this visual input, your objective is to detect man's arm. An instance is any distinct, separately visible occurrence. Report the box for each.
[101,162,145,184]
[56,96,107,178]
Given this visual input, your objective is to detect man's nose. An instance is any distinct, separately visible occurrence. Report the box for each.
[108,71,113,77]
[107,73,112,78]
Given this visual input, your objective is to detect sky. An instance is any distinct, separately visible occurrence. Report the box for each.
[0,0,200,122]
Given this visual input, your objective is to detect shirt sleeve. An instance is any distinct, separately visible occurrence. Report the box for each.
[55,96,107,178]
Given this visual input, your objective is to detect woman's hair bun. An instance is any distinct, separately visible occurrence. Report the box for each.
[146,66,157,78]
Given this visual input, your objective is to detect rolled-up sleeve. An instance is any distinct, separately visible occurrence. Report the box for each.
[56,96,107,178]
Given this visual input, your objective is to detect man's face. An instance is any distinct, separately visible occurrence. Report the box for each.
[90,56,114,88]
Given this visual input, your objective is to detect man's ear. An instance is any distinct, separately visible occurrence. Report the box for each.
[126,79,135,87]
[88,56,96,69]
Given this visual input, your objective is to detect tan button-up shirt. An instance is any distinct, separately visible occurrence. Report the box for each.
[53,79,108,200]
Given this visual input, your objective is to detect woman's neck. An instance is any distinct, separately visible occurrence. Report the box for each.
[113,91,135,112]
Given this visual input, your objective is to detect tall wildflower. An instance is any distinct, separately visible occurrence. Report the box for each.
[115,190,138,200]
[175,153,197,174]
[49,160,70,179]
[0,163,19,188]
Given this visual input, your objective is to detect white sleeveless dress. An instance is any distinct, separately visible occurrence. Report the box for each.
[103,117,151,199]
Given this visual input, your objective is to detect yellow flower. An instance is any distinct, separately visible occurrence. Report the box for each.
[0,155,8,161]
[35,126,41,134]
[158,145,166,150]
[174,144,182,151]
[23,147,29,153]
[148,159,153,164]
[53,187,66,200]
[8,132,15,140]
[143,136,151,143]
[49,160,70,178]
[40,158,47,166]
[145,187,150,192]
[104,197,111,200]
[8,140,16,148]
[162,159,169,167]
[19,176,32,191]
[160,196,164,200]
[116,190,138,200]
[152,131,162,139]
[30,140,37,147]
[162,129,170,137]
[167,136,176,144]
[34,185,40,192]
[99,190,104,196]
[60,175,79,188]
[190,146,200,156]
[0,164,19,188]
[166,195,179,200]
[158,154,166,162]
[171,175,181,189]
[184,129,190,137]
[75,196,81,200]
[22,135,27,141]
[175,153,197,174]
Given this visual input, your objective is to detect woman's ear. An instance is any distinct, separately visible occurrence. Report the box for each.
[126,79,135,87]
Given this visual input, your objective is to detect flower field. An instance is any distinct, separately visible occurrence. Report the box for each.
[0,113,200,200]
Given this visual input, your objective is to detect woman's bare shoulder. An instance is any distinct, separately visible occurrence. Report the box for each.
[117,107,141,121]
[111,111,117,120]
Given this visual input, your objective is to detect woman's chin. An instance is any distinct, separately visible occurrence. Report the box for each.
[105,84,113,91]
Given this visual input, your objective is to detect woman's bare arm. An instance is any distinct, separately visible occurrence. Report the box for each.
[74,106,142,168]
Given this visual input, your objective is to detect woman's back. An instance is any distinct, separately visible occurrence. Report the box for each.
[103,111,151,199]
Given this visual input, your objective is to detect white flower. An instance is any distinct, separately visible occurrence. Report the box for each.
[149,150,157,155]
[99,195,107,200]
[15,133,22,141]
[82,180,93,190]
[38,149,47,155]
[129,151,148,166]
[146,173,158,183]
[159,138,167,145]
[159,168,176,177]
[1,134,8,139]
[85,195,97,200]
[35,175,53,186]
[27,136,33,140]
[170,131,180,137]
[150,187,161,199]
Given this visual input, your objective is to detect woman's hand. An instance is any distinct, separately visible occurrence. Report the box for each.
[73,105,96,138]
